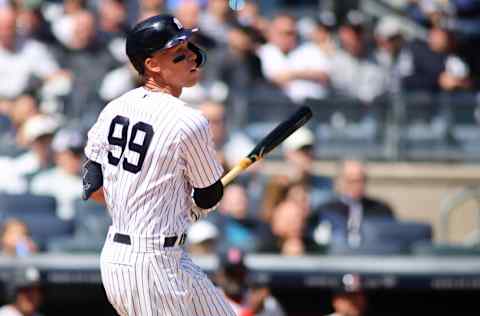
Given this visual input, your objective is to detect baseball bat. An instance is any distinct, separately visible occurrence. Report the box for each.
[221,106,313,186]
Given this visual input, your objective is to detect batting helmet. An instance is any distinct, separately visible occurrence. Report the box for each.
[126,14,206,75]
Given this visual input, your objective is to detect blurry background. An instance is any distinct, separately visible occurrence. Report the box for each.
[0,0,480,315]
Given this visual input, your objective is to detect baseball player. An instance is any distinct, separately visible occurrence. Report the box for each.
[82,14,235,316]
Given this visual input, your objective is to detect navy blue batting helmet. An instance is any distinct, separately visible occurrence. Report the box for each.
[126,14,206,75]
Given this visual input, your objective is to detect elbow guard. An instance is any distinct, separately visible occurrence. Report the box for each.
[193,179,223,209]
[82,160,103,200]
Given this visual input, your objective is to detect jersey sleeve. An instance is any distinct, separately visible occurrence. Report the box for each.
[84,109,109,164]
[179,111,224,188]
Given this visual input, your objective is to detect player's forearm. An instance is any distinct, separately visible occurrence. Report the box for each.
[90,188,106,205]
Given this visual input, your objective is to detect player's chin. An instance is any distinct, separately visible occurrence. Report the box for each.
[184,68,201,87]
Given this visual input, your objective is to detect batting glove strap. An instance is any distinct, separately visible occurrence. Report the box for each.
[189,191,219,222]
[189,204,216,222]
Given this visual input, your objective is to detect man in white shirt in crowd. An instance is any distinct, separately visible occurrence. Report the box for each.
[286,11,336,103]
[0,6,62,100]
[258,13,333,104]
[257,14,298,88]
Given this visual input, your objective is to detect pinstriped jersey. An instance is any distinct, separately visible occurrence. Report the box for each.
[85,86,223,236]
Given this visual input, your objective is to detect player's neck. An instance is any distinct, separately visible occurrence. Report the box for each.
[143,78,182,97]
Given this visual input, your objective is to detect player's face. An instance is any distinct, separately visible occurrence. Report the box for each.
[152,41,201,88]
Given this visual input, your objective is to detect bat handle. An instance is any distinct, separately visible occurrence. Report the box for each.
[221,158,253,187]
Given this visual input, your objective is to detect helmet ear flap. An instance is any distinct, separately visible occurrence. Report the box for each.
[187,42,207,68]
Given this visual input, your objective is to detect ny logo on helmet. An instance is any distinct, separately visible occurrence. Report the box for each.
[173,17,183,30]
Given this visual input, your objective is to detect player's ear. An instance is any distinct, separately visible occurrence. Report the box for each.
[144,57,161,73]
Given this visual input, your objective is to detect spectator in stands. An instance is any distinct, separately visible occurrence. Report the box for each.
[282,127,333,210]
[137,0,165,21]
[16,0,58,46]
[207,23,265,101]
[199,0,235,47]
[326,274,369,316]
[50,0,88,48]
[330,10,388,103]
[99,62,141,102]
[0,6,62,100]
[198,101,254,167]
[30,127,85,220]
[374,16,414,93]
[259,174,290,224]
[405,0,436,27]
[236,0,268,37]
[0,218,38,257]
[58,10,118,127]
[403,25,472,92]
[186,220,219,255]
[0,93,39,156]
[198,101,269,216]
[404,0,480,32]
[166,0,206,12]
[211,184,277,253]
[175,0,216,50]
[286,11,336,103]
[214,247,286,316]
[307,159,395,251]
[0,114,60,193]
[174,0,200,29]
[257,14,299,90]
[270,191,308,256]
[421,0,454,28]
[96,0,129,63]
[198,101,227,150]
[0,266,43,316]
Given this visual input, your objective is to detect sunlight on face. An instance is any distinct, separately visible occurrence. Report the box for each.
[146,41,201,88]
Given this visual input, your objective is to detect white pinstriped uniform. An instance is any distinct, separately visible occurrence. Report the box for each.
[85,86,235,316]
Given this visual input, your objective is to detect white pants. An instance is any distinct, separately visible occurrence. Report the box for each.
[100,229,235,316]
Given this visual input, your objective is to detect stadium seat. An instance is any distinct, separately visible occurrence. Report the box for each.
[398,92,450,160]
[243,83,295,124]
[72,198,110,236]
[361,219,432,253]
[328,219,433,255]
[306,96,386,160]
[447,93,480,160]
[0,193,57,216]
[47,199,111,253]
[242,86,298,159]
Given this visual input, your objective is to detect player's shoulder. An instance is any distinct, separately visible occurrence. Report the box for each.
[109,86,144,106]
[177,103,208,129]
[99,87,143,115]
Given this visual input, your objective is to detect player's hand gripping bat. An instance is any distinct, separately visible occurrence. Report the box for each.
[221,106,313,187]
